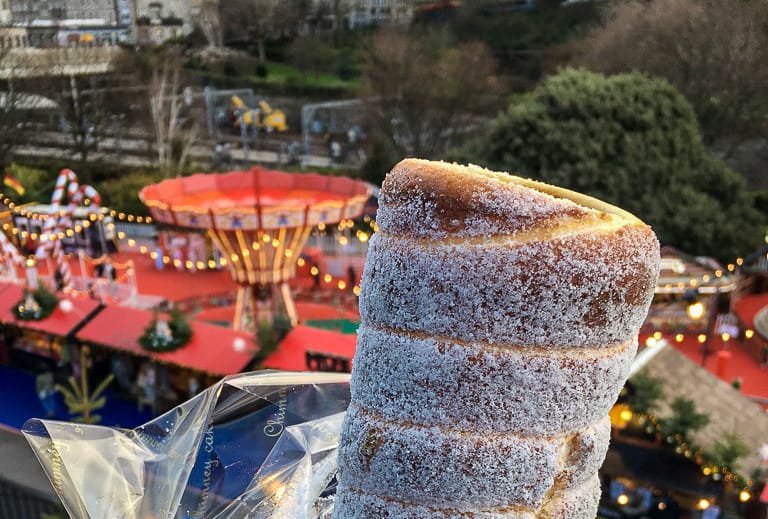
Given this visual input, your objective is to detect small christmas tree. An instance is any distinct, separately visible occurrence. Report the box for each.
[55,347,114,424]
[139,306,192,352]
[13,285,58,321]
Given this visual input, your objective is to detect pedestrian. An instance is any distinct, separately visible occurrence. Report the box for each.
[36,369,56,418]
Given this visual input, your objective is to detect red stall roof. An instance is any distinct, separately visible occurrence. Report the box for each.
[0,282,101,337]
[20,297,101,337]
[0,282,25,324]
[75,305,256,376]
[733,293,768,330]
[262,325,357,372]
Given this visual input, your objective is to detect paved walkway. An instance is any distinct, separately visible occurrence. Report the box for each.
[0,425,57,502]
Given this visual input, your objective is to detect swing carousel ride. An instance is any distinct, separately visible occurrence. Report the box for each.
[139,167,370,330]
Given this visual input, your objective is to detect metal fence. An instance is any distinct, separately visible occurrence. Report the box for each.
[0,478,63,519]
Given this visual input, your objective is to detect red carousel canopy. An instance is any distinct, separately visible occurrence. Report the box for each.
[139,168,371,231]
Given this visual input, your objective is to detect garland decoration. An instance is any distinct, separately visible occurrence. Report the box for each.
[139,306,192,353]
[13,285,58,321]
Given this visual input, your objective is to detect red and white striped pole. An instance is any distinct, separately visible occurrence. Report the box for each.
[35,168,101,292]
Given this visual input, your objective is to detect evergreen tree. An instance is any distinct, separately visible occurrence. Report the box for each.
[461,68,764,260]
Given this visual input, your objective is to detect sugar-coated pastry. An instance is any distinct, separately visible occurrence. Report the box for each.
[334,159,660,519]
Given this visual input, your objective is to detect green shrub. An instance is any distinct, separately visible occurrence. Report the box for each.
[460,68,764,260]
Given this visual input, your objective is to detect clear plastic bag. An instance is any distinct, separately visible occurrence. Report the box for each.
[23,370,351,519]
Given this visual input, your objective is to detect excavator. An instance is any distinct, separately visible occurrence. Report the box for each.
[230,95,288,133]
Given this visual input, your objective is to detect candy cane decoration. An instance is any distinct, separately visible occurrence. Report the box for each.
[0,228,23,276]
[36,168,101,291]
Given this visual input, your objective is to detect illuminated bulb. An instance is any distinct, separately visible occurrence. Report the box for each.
[173,259,182,267]
[715,269,722,277]
[727,264,735,272]
[139,246,148,254]
[242,250,250,257]
[318,223,326,231]
[739,490,751,502]
[30,233,37,240]
[146,217,152,224]
[675,334,684,343]
[25,257,35,268]
[737,257,743,265]
[323,273,332,283]
[233,337,247,352]
[208,260,216,269]
[220,258,228,266]
[687,302,704,320]
[252,242,260,250]
[117,232,126,239]
[721,333,730,341]
[127,215,134,222]
[59,300,73,313]
[74,226,81,232]
[196,261,205,270]
[162,256,170,264]
[82,220,90,228]
[128,239,136,247]
[653,331,662,340]
[338,280,347,290]
[136,216,144,223]
[66,229,73,237]
[617,494,629,506]
[698,334,707,343]
[262,234,271,243]
[118,213,125,220]
[690,279,698,287]
[353,286,361,296]
[185,260,193,269]
[697,498,710,510]
[272,239,279,247]
[284,250,293,257]
[645,337,657,348]
[745,329,754,339]
[338,236,348,245]
[150,251,158,259]
[297,258,305,267]
[310,266,319,276]
[658,502,666,510]
[20,231,28,238]
[57,232,64,239]
[702,274,710,282]
[619,409,633,421]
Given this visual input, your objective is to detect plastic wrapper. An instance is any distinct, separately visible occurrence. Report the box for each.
[22,370,351,519]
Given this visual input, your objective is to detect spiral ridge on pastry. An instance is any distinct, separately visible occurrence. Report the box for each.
[334,159,660,518]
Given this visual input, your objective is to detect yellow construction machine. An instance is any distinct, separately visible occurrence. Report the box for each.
[230,95,288,133]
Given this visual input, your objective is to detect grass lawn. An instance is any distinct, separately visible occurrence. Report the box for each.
[253,62,360,90]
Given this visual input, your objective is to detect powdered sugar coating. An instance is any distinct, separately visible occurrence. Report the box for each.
[360,227,658,347]
[337,403,610,509]
[334,160,659,519]
[351,326,636,434]
[332,476,600,519]
[377,159,604,239]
